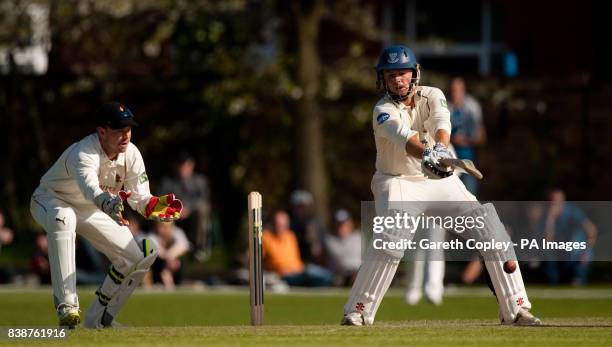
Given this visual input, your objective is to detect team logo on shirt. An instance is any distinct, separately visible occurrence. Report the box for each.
[440,98,448,108]
[138,172,149,184]
[377,113,390,125]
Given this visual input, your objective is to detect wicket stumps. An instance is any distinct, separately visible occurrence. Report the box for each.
[248,192,264,325]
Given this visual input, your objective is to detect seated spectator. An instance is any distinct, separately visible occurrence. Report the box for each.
[543,189,598,285]
[289,190,326,263]
[158,152,212,261]
[262,210,334,287]
[324,209,362,286]
[31,233,51,284]
[150,221,190,289]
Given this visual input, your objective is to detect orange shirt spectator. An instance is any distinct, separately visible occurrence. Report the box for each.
[263,227,304,276]
[262,210,334,287]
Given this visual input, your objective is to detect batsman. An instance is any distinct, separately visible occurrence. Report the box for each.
[341,45,541,326]
[30,102,183,328]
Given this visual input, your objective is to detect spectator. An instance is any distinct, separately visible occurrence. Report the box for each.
[262,210,334,287]
[543,189,597,285]
[323,209,361,286]
[0,210,15,283]
[159,152,212,261]
[150,221,190,289]
[31,233,51,284]
[289,190,326,263]
[449,77,487,196]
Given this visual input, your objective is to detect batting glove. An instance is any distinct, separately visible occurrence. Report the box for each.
[145,194,183,222]
[421,143,453,179]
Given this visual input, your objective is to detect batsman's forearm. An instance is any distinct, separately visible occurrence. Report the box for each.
[405,134,426,158]
[435,129,450,147]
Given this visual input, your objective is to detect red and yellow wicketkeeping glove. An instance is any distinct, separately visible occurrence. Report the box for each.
[145,193,183,222]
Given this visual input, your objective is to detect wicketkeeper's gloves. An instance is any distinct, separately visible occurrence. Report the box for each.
[145,194,183,222]
[94,190,131,225]
[421,143,454,179]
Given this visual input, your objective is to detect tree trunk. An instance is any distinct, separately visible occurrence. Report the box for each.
[294,0,330,225]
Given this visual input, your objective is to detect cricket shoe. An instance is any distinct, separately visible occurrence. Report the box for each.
[57,304,80,329]
[404,289,422,305]
[341,312,366,326]
[513,308,542,326]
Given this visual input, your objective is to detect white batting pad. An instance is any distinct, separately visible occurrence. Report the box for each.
[46,211,78,308]
[344,245,400,325]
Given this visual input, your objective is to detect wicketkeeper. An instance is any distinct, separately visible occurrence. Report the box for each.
[30,102,183,328]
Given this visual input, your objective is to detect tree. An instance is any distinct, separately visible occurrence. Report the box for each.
[293,0,329,225]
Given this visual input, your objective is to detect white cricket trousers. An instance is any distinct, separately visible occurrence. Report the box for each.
[30,187,143,308]
[343,172,531,324]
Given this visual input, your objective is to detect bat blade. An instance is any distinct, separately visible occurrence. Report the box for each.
[439,158,483,180]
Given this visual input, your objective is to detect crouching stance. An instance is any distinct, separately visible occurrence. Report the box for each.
[341,45,541,326]
[30,102,183,328]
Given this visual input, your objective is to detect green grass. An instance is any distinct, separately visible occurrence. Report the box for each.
[0,287,611,346]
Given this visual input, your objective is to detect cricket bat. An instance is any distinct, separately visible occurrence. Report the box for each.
[439,158,484,180]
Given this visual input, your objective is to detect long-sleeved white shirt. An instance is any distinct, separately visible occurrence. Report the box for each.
[372,86,452,177]
[35,133,153,214]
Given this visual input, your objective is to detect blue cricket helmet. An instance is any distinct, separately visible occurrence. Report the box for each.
[375,45,421,102]
[375,45,418,72]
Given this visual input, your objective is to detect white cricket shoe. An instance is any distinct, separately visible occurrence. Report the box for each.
[341,312,366,326]
[57,304,80,329]
[404,289,422,305]
[513,308,542,326]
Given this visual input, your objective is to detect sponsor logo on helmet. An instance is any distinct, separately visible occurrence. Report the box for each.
[377,113,390,125]
[387,52,399,63]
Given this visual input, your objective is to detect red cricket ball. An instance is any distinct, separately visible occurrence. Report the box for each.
[503,260,516,274]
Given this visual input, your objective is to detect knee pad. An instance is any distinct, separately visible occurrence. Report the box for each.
[459,203,515,261]
[135,238,158,271]
[49,207,77,233]
[374,209,416,260]
[46,207,78,308]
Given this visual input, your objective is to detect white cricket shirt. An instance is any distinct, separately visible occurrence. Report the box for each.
[372,86,452,178]
[34,133,153,214]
